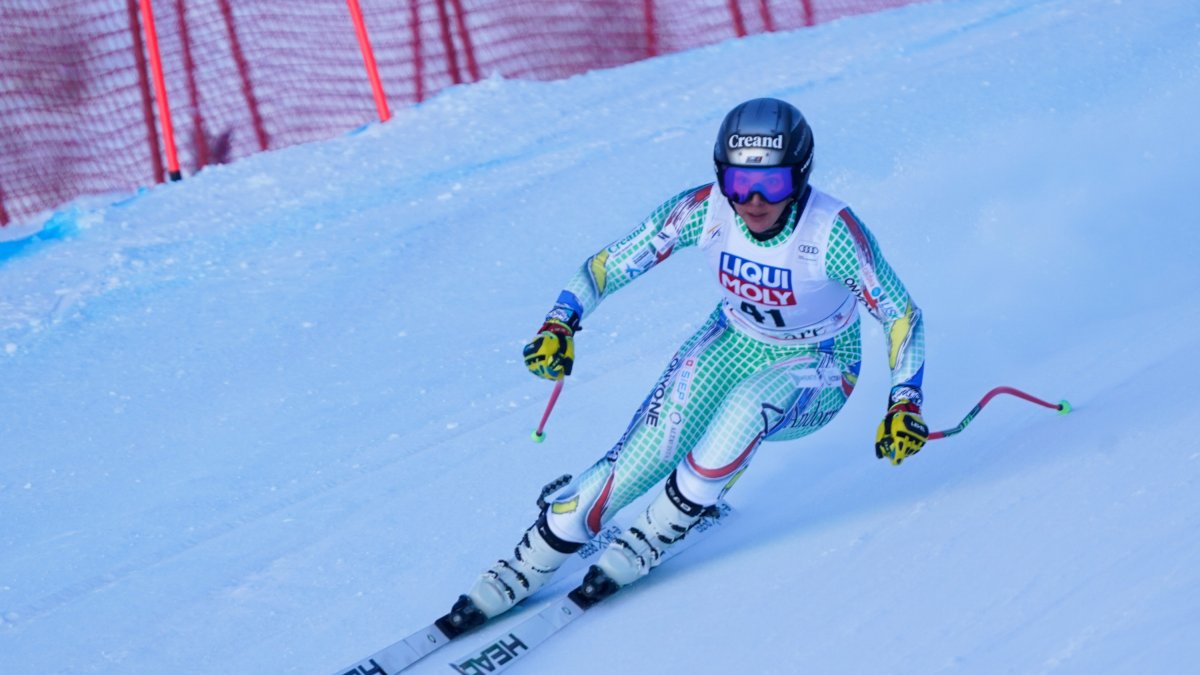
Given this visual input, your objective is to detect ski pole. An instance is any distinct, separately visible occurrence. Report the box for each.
[929,385,1071,441]
[531,378,565,443]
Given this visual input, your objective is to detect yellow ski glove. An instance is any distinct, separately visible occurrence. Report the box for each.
[875,399,929,465]
[523,319,575,381]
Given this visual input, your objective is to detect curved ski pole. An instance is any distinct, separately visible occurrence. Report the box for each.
[928,386,1071,441]
[531,378,565,442]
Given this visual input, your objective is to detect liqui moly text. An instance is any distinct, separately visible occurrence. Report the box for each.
[719,253,795,306]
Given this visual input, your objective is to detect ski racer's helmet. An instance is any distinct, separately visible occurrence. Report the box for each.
[713,98,813,204]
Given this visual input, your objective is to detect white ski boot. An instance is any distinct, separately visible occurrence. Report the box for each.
[594,473,706,587]
[465,512,582,618]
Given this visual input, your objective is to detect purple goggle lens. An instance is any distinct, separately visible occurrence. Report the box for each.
[719,165,795,204]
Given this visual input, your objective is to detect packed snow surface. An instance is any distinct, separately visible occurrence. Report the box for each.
[2,0,1198,672]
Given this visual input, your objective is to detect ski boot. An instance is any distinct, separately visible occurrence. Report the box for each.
[463,510,583,619]
[593,472,706,587]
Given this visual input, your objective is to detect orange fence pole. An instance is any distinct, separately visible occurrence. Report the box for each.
[138,0,182,181]
[126,0,165,186]
[644,0,657,57]
[409,0,424,102]
[727,0,747,37]
[801,0,816,27]
[448,0,479,82]
[347,0,391,122]
[758,0,774,32]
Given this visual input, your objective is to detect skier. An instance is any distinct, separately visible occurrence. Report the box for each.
[441,97,928,629]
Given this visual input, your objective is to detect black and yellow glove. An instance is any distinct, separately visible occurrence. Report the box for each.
[875,396,929,466]
[523,319,575,380]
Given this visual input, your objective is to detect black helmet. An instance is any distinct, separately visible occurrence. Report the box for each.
[714,98,814,202]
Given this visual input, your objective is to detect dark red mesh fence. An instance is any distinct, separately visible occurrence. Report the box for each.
[0,0,927,228]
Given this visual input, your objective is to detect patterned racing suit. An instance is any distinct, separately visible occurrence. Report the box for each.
[542,183,925,545]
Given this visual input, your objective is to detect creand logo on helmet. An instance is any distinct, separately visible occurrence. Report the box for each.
[727,134,785,150]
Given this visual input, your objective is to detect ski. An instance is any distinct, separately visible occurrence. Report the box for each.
[443,596,582,675]
[335,622,451,675]
[445,503,733,674]
[331,519,628,675]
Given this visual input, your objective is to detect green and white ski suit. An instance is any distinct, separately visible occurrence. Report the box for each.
[543,183,925,544]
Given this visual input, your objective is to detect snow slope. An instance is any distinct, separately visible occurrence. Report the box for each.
[2,0,1199,672]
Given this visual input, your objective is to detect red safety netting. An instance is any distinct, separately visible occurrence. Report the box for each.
[0,0,926,227]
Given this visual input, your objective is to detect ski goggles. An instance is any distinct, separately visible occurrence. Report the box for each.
[718,165,795,204]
